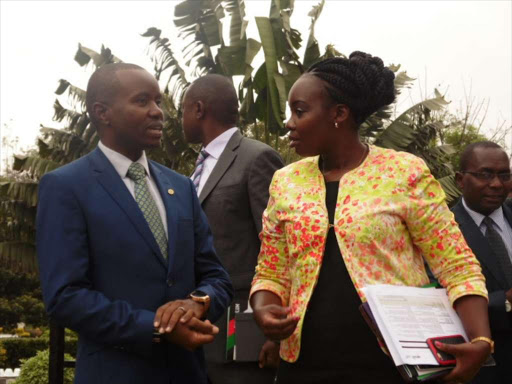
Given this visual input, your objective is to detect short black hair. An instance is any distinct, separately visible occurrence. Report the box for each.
[459,141,506,171]
[86,63,145,128]
[185,74,239,126]
[306,51,396,126]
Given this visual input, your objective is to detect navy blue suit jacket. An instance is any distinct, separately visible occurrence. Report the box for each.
[36,148,233,384]
[452,200,512,383]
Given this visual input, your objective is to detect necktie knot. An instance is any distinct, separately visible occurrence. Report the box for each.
[483,216,495,229]
[195,149,209,167]
[127,162,146,183]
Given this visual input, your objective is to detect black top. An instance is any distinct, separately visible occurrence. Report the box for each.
[276,181,402,384]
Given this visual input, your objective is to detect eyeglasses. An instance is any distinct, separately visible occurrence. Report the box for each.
[462,171,512,182]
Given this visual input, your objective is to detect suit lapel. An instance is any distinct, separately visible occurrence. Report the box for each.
[90,148,167,270]
[199,130,242,204]
[503,203,512,228]
[453,201,508,287]
[148,161,178,272]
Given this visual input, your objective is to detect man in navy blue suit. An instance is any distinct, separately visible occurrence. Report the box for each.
[453,142,512,383]
[36,63,233,384]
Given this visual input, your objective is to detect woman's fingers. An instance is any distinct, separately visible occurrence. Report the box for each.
[253,304,299,340]
[438,341,490,383]
[262,312,299,340]
[264,314,298,328]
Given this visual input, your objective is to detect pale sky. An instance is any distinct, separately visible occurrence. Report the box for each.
[1,0,511,172]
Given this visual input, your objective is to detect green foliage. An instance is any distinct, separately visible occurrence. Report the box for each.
[0,43,117,274]
[14,349,75,384]
[303,0,324,68]
[0,338,47,369]
[442,123,488,171]
[0,334,77,370]
[0,269,46,331]
[0,269,40,299]
[0,296,46,331]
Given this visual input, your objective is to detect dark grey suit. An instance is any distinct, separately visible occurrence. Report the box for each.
[452,201,512,384]
[199,130,284,384]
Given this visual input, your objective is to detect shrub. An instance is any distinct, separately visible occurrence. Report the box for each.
[0,295,47,331]
[15,349,74,384]
[0,269,41,300]
[0,335,77,369]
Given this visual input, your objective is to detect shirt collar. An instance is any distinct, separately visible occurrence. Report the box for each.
[98,141,150,179]
[462,197,507,233]
[203,127,238,160]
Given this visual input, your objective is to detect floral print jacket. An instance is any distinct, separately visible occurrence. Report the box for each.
[250,145,487,363]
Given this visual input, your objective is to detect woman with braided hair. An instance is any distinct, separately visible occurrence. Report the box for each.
[250,52,492,383]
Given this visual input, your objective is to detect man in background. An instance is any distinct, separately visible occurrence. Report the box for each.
[453,141,512,383]
[181,74,284,384]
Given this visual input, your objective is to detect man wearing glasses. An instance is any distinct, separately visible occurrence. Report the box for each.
[453,141,512,383]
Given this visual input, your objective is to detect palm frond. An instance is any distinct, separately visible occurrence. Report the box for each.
[303,0,325,68]
[142,27,189,105]
[74,44,121,68]
[55,80,86,111]
[0,242,37,275]
[174,0,224,75]
[0,181,39,207]
[225,0,248,45]
[13,155,61,179]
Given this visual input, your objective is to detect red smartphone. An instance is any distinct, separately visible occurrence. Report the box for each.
[426,334,466,365]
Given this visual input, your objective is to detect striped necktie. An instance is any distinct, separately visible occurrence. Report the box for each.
[483,216,512,287]
[192,149,209,192]
[126,162,168,259]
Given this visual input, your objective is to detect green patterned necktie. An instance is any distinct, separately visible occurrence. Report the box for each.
[126,162,168,259]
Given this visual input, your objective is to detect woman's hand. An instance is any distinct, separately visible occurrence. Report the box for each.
[258,340,280,369]
[437,340,491,383]
[253,304,299,341]
[440,295,492,383]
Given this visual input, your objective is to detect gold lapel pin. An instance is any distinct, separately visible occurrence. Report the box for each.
[168,188,175,195]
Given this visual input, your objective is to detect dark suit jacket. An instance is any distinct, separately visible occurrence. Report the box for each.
[452,200,512,383]
[198,130,283,365]
[36,148,233,384]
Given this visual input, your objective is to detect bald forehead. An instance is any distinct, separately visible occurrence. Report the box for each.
[467,147,510,171]
[114,69,160,94]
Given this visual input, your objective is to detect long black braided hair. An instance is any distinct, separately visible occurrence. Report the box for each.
[306,51,396,126]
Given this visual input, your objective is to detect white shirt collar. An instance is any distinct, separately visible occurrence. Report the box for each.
[98,141,151,179]
[462,197,507,233]
[203,127,238,160]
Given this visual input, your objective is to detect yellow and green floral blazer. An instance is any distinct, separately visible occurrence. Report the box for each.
[250,145,487,363]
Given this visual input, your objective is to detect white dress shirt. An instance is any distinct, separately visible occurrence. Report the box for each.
[192,127,238,195]
[98,141,168,238]
[462,197,512,262]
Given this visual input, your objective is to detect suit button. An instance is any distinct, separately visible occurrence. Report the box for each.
[166,278,173,287]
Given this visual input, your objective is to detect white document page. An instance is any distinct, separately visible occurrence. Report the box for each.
[362,285,468,366]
